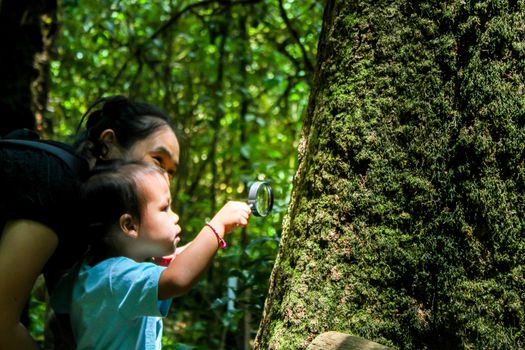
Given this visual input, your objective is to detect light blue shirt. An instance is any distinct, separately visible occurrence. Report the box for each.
[51,257,172,350]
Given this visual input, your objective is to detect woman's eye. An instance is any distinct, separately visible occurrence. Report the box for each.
[152,157,162,166]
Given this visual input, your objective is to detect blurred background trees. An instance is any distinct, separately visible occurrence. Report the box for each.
[0,0,323,348]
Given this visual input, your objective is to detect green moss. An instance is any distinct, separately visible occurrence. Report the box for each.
[256,0,525,349]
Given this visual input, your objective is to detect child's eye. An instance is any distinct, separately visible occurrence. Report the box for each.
[162,206,169,212]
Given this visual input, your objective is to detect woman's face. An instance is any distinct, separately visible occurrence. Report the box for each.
[123,125,180,179]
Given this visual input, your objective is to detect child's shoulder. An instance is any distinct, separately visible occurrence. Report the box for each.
[89,256,136,268]
[85,256,164,277]
[83,257,166,295]
[83,256,141,275]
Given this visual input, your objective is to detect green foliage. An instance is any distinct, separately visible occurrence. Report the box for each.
[39,0,323,348]
[257,0,524,349]
[28,292,46,343]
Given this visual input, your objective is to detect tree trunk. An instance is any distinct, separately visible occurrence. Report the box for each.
[255,1,525,349]
[0,0,57,137]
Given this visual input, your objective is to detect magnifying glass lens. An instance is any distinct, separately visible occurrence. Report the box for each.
[256,186,270,214]
[248,182,273,217]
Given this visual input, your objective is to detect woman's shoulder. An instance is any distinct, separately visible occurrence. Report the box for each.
[1,129,88,178]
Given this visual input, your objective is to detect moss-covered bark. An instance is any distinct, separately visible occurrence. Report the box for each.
[255,1,525,349]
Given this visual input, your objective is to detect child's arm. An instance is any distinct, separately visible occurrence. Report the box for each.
[158,201,251,299]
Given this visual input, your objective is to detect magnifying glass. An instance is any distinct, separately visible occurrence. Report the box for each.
[247,181,274,217]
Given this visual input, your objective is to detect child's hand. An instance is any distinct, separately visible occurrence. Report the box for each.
[209,201,251,235]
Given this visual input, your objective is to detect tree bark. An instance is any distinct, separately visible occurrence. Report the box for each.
[255,0,525,349]
[0,0,57,137]
[307,332,391,350]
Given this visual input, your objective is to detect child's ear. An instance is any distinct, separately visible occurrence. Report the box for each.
[120,213,139,238]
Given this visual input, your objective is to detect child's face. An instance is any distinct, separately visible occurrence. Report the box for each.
[136,171,181,257]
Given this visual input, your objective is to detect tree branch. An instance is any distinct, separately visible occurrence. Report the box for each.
[278,0,314,75]
[149,0,262,41]
[110,0,262,91]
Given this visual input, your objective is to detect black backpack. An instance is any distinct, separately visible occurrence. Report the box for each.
[0,129,89,178]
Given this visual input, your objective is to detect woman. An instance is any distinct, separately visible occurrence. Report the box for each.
[0,95,180,349]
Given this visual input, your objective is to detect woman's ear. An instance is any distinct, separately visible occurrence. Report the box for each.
[120,213,139,238]
[100,129,117,144]
[99,129,123,159]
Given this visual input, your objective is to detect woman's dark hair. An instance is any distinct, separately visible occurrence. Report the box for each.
[75,95,171,161]
[81,159,165,244]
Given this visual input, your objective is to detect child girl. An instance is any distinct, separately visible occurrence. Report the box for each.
[51,160,251,349]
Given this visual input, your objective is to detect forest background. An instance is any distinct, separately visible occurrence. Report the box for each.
[4,1,324,349]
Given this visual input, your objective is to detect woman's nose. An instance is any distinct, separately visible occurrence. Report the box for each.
[173,212,179,224]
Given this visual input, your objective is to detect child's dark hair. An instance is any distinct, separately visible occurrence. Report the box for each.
[81,159,165,244]
[75,95,171,161]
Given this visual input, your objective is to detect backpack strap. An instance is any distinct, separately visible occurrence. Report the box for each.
[0,139,88,178]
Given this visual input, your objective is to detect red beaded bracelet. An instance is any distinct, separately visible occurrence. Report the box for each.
[205,223,227,249]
